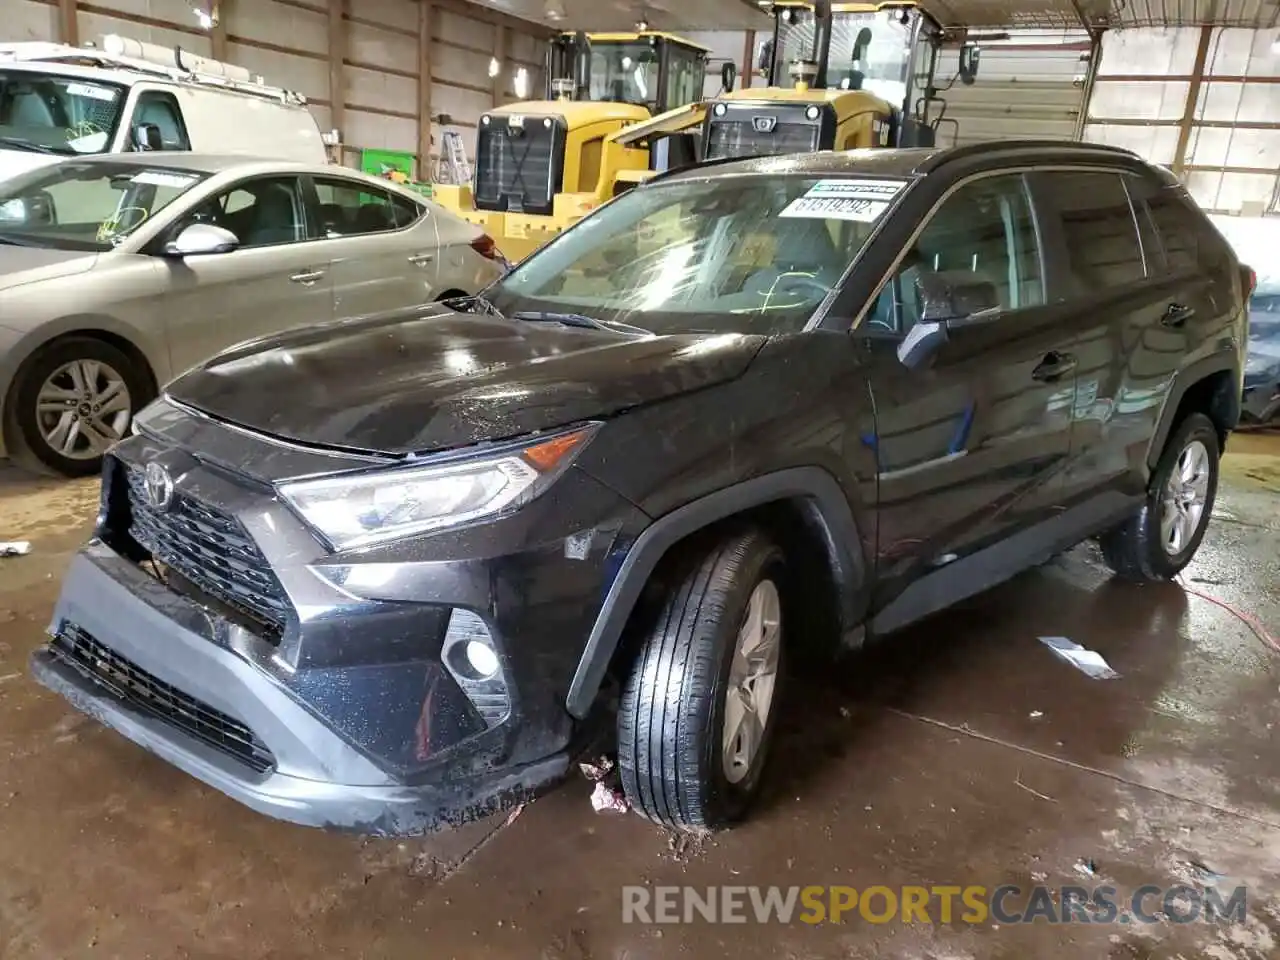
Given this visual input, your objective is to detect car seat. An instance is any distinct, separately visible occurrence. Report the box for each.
[741,215,845,300]
[244,185,300,246]
[353,202,394,234]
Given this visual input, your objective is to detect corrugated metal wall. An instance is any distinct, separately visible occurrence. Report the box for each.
[10,0,549,174]
[931,32,1090,147]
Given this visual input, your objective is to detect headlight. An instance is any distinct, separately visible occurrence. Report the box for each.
[279,425,595,550]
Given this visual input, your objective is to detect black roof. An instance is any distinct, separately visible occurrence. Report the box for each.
[655,140,1147,185]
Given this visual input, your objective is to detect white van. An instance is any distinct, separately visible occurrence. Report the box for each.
[0,35,327,182]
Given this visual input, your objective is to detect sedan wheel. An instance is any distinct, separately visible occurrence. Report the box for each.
[36,359,133,462]
[9,337,151,477]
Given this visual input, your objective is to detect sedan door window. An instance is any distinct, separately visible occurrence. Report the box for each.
[181,177,308,249]
[312,177,422,237]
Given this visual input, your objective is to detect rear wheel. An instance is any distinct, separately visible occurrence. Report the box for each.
[618,529,786,830]
[1100,412,1220,581]
[8,337,150,477]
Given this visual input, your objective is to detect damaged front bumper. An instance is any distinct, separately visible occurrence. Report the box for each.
[31,545,568,834]
[30,411,648,835]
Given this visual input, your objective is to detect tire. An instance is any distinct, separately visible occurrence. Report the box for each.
[1100,412,1220,582]
[618,528,786,831]
[7,337,151,478]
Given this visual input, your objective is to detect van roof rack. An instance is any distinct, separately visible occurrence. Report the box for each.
[0,36,308,107]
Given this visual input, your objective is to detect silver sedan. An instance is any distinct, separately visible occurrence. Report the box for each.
[0,153,506,476]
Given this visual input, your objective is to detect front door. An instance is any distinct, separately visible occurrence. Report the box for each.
[857,172,1078,589]
[157,175,333,372]
[308,175,440,318]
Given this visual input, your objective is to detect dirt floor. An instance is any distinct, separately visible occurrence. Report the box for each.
[0,432,1277,960]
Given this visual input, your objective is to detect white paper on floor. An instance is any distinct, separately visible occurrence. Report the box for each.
[1038,636,1120,680]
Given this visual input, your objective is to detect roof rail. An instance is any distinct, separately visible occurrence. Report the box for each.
[0,36,308,107]
[920,139,1140,172]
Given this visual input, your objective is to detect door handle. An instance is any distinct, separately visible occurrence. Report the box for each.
[1032,351,1077,382]
[407,253,435,266]
[1162,302,1195,328]
[289,270,325,285]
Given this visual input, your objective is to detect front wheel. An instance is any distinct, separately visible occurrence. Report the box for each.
[8,337,150,477]
[618,529,786,831]
[1100,412,1220,581]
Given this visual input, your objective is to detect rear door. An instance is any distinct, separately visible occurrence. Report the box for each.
[855,171,1078,587]
[306,175,442,318]
[1030,169,1209,506]
[155,174,333,372]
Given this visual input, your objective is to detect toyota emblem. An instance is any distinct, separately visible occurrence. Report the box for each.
[752,116,776,133]
[143,461,174,511]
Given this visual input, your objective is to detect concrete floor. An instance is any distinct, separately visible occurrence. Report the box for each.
[0,435,1277,960]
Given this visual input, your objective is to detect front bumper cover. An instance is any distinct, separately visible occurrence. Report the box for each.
[31,546,567,834]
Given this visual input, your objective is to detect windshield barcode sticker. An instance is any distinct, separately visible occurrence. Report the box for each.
[780,196,889,222]
[131,171,198,188]
[64,82,117,101]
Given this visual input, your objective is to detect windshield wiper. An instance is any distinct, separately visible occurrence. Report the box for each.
[512,310,651,336]
[445,292,504,318]
[0,136,69,155]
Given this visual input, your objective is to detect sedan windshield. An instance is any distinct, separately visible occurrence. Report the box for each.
[0,69,126,155]
[489,173,903,336]
[0,160,209,251]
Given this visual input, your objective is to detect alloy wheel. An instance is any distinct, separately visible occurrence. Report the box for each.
[1159,438,1210,555]
[722,579,782,785]
[35,359,132,461]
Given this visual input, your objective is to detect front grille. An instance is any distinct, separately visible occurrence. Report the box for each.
[474,120,560,215]
[49,623,275,774]
[119,464,289,642]
[705,119,821,160]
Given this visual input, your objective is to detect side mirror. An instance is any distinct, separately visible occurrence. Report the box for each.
[917,269,999,324]
[721,61,737,93]
[0,191,56,225]
[163,222,239,257]
[897,270,1000,368]
[852,27,873,64]
[133,123,164,151]
[958,44,981,86]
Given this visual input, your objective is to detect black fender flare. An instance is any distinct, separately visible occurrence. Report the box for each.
[1146,351,1240,471]
[565,466,866,719]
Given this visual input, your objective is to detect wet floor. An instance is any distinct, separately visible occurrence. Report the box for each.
[0,433,1277,960]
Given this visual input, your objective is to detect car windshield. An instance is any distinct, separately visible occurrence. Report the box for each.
[588,42,660,107]
[489,173,901,336]
[0,69,126,155]
[0,160,209,251]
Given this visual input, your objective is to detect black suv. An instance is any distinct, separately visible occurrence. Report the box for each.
[33,142,1249,835]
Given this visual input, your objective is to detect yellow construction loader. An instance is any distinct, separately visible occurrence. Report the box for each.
[613,0,982,165]
[432,30,725,261]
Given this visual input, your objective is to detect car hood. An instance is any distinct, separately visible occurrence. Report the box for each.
[0,243,99,295]
[0,149,61,184]
[167,305,766,455]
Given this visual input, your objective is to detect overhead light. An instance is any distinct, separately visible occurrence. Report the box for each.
[514,67,529,98]
[544,0,565,20]
[192,2,218,29]
[636,18,650,31]
[488,56,500,78]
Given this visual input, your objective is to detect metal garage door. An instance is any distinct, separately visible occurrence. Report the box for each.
[932,31,1091,147]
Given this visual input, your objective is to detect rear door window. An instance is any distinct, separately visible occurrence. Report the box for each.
[1041,170,1145,287]
[312,177,420,237]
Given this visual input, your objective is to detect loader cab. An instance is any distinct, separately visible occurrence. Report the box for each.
[704,1,962,160]
[544,32,708,113]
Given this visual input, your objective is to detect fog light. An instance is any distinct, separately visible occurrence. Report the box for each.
[463,640,499,679]
[805,105,821,120]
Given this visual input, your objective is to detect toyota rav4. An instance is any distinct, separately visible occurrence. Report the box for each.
[33,142,1250,835]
